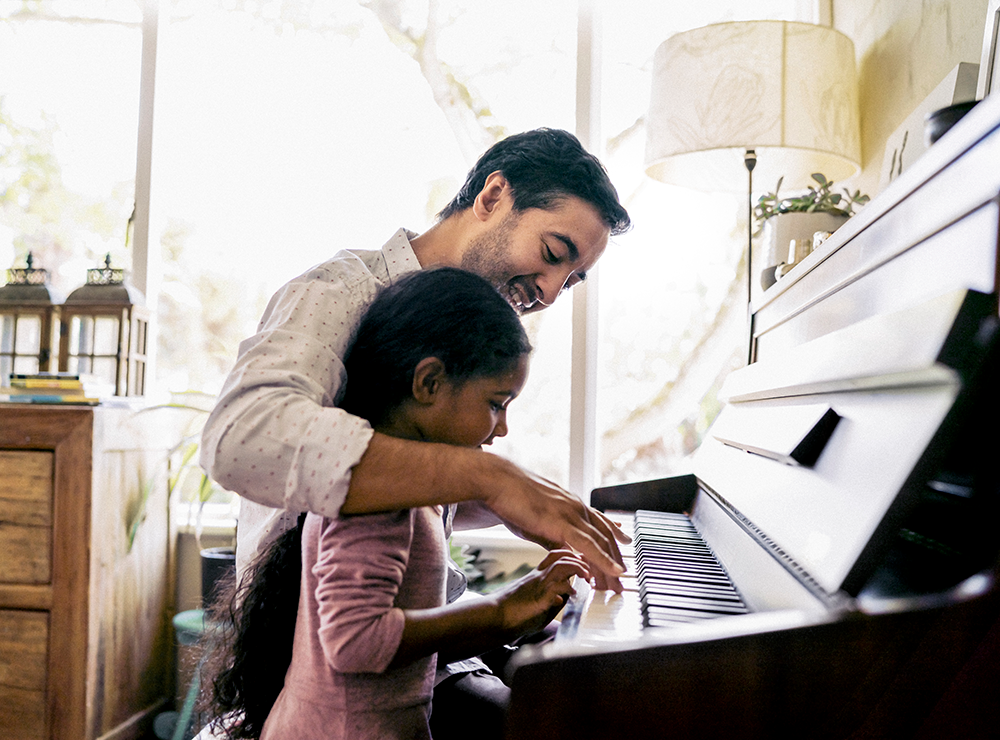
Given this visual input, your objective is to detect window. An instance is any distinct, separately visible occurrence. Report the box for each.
[0,1,142,298]
[3,0,803,499]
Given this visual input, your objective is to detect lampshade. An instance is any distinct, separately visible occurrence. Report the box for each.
[644,21,861,192]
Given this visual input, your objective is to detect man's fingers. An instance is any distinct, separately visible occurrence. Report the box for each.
[609,518,632,544]
[562,527,625,579]
[590,568,625,594]
[481,455,628,580]
[587,506,631,547]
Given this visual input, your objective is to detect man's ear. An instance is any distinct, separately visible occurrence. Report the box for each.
[472,171,508,222]
[412,357,447,404]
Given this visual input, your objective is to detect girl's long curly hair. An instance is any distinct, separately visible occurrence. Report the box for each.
[195,267,531,737]
[198,513,305,738]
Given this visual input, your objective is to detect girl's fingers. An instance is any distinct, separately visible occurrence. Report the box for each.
[536,548,580,570]
[541,557,590,584]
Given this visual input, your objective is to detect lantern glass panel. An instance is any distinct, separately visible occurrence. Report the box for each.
[1,315,13,353]
[13,355,39,375]
[69,316,94,355]
[14,315,40,354]
[92,357,117,386]
[94,316,119,355]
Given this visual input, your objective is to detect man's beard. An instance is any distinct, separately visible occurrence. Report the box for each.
[460,210,524,311]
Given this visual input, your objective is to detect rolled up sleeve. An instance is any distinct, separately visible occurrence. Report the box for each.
[200,258,379,519]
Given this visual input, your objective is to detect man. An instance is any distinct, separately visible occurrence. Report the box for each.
[201,127,632,583]
[199,128,631,739]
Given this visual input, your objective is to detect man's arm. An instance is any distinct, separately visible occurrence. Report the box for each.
[201,248,627,582]
[343,432,629,583]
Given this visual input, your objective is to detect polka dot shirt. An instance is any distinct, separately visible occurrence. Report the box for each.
[200,229,423,573]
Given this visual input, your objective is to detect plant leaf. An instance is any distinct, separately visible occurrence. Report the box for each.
[198,472,215,504]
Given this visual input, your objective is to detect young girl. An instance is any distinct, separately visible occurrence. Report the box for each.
[204,267,589,739]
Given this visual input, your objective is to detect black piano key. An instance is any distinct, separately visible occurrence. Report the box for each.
[636,560,729,577]
[646,612,702,627]
[636,527,698,537]
[643,590,748,611]
[636,547,723,563]
[646,594,747,616]
[635,512,692,521]
[640,581,743,600]
[637,570,734,586]
[634,539,714,554]
[645,605,736,623]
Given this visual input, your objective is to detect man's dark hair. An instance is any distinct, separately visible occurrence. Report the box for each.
[437,128,631,236]
[340,267,532,428]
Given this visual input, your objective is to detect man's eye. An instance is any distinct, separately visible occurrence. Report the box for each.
[544,245,559,264]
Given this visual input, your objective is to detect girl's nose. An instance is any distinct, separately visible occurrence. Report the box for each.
[490,411,509,442]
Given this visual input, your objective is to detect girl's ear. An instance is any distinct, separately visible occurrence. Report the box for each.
[412,357,447,405]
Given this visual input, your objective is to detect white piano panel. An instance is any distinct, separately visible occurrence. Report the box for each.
[695,384,959,595]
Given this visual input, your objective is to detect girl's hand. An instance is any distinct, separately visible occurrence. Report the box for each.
[490,550,590,637]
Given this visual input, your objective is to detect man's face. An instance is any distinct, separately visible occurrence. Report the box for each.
[460,195,610,314]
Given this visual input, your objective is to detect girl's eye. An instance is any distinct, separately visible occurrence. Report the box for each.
[490,401,505,412]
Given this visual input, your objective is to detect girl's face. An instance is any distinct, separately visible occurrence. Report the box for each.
[421,354,530,448]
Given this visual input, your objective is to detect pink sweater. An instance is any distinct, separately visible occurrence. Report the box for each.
[261,507,447,739]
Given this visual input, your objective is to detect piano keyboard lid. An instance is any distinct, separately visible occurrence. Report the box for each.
[694,288,999,597]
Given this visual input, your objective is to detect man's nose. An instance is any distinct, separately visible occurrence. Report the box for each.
[535,270,573,306]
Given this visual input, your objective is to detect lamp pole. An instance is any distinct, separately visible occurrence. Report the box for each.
[744,149,756,364]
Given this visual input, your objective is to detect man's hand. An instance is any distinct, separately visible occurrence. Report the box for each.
[344,434,630,590]
[477,455,629,592]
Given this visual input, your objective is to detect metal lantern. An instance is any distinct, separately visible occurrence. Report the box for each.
[58,255,149,396]
[0,253,62,382]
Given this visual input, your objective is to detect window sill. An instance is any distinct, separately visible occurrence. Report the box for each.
[451,525,548,579]
[173,499,239,537]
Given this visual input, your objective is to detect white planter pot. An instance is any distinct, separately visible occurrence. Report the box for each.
[760,212,849,289]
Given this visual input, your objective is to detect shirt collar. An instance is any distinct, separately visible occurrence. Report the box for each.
[381,228,423,283]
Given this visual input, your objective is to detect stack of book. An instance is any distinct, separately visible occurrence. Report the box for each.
[0,373,102,405]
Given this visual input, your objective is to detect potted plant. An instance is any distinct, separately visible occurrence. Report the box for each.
[754,173,870,288]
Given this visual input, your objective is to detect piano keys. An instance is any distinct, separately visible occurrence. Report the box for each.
[559,510,748,641]
[503,91,1000,740]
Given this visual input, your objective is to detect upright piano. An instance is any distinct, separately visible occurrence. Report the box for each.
[505,93,1000,739]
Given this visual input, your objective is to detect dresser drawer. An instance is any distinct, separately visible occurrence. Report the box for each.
[0,609,47,740]
[0,451,53,584]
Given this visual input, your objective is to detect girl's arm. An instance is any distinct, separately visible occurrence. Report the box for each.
[451,499,503,530]
[388,550,588,668]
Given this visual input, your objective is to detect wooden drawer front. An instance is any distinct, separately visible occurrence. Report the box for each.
[0,451,53,584]
[0,610,47,740]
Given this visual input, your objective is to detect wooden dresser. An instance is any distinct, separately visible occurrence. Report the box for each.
[0,405,174,740]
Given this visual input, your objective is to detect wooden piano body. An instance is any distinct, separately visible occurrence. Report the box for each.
[505,93,1000,739]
